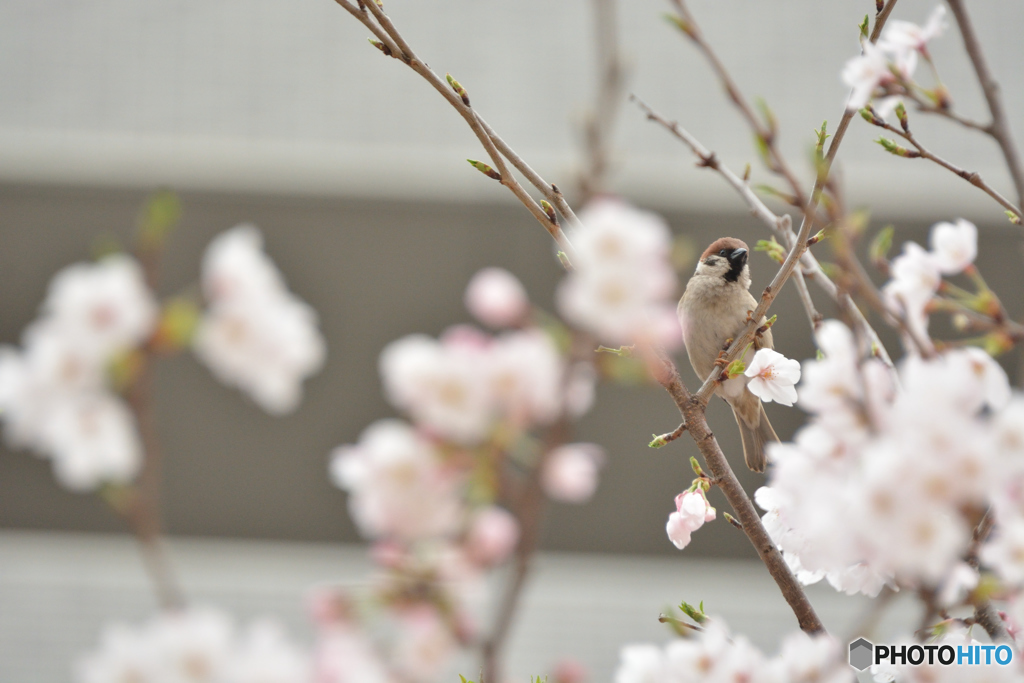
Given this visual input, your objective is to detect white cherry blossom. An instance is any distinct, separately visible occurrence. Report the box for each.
[194,225,325,415]
[745,348,801,406]
[929,218,978,275]
[330,420,463,542]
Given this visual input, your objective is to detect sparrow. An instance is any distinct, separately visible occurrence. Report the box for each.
[677,237,778,472]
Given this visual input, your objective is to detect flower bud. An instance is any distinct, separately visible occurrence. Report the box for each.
[464,267,529,328]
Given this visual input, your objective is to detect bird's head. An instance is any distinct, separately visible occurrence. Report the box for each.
[694,237,751,286]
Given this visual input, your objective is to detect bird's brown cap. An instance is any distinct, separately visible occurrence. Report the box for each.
[700,237,749,260]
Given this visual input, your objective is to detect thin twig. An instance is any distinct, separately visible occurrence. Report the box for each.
[630,96,823,333]
[946,0,1024,210]
[121,243,185,610]
[332,0,578,262]
[666,0,808,211]
[867,112,1023,223]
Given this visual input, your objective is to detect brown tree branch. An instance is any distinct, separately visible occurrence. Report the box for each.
[578,0,627,204]
[332,0,579,262]
[650,351,825,634]
[946,0,1024,210]
[118,241,185,610]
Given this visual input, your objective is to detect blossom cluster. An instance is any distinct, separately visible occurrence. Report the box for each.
[194,225,326,415]
[615,619,853,683]
[77,607,310,683]
[0,225,324,493]
[0,254,156,490]
[325,268,605,681]
[758,310,1019,596]
[883,218,977,342]
[842,6,947,111]
[557,198,680,348]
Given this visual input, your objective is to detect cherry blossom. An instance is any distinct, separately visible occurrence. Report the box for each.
[665,490,716,550]
[842,39,894,111]
[744,348,801,406]
[42,254,159,360]
[616,620,849,683]
[761,317,1024,594]
[881,6,948,58]
[929,218,978,275]
[465,506,520,566]
[556,198,679,346]
[464,267,530,328]
[330,419,464,542]
[542,443,604,503]
[76,607,312,683]
[194,225,326,415]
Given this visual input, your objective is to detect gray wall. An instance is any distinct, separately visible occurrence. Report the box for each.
[2,184,1022,557]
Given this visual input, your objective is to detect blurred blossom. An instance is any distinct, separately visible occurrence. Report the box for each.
[42,254,159,360]
[880,219,978,346]
[465,506,520,566]
[542,443,604,503]
[551,658,588,683]
[564,362,597,418]
[226,621,311,683]
[380,327,568,444]
[77,607,310,683]
[759,317,1024,595]
[744,348,801,406]
[842,40,910,111]
[391,606,458,683]
[194,225,325,415]
[464,267,529,328]
[882,241,941,343]
[44,392,142,491]
[929,218,978,275]
[557,198,679,347]
[380,333,495,444]
[665,490,716,550]
[615,619,850,683]
[881,6,947,56]
[0,255,154,491]
[314,623,390,683]
[330,419,464,542]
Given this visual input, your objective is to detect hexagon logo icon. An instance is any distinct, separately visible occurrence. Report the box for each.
[849,638,874,671]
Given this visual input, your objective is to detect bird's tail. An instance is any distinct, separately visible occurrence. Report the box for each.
[735,405,779,473]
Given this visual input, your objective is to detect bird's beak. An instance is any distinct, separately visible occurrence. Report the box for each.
[728,247,748,269]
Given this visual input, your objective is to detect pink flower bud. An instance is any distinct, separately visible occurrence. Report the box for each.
[542,443,604,504]
[666,490,715,550]
[552,658,588,683]
[466,506,520,566]
[464,267,529,328]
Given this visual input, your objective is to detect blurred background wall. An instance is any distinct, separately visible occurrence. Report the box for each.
[2,0,1023,559]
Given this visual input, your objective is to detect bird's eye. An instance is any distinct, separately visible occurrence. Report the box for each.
[718,249,729,256]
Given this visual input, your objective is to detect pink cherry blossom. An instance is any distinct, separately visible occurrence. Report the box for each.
[665,490,716,550]
[542,443,604,503]
[744,348,801,406]
[465,506,520,566]
[464,267,530,328]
